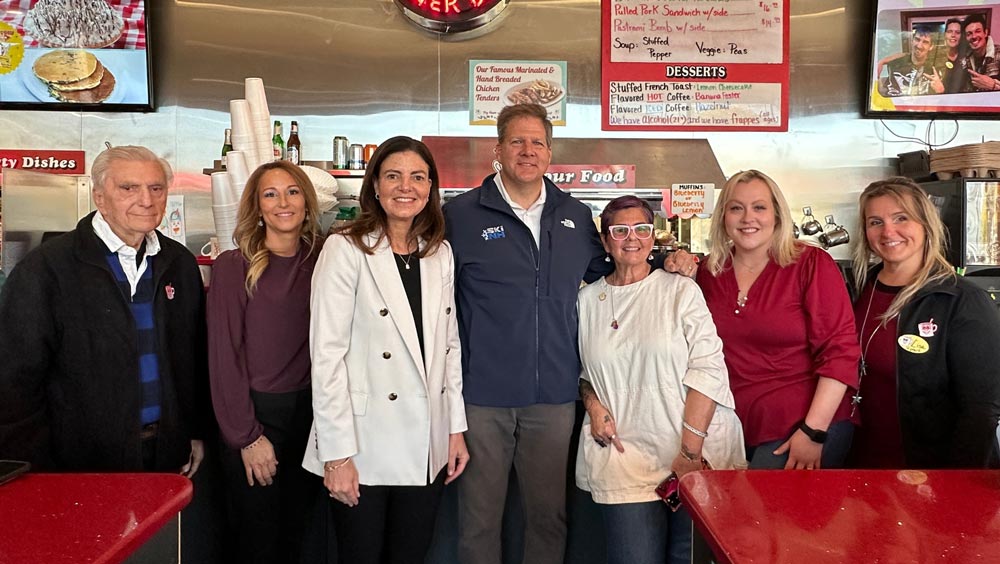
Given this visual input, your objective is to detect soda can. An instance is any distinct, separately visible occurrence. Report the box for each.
[364,144,378,167]
[348,144,365,170]
[332,136,349,170]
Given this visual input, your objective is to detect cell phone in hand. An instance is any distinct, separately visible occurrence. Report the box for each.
[654,472,681,512]
[0,460,30,486]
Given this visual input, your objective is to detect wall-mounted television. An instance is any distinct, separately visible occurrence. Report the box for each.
[866,0,1000,119]
[0,0,154,112]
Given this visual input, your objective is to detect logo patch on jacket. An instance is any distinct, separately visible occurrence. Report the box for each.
[561,219,576,229]
[918,318,937,338]
[482,225,506,241]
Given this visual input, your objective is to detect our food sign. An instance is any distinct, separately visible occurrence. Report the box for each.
[601,0,789,131]
[469,60,567,126]
[545,164,636,189]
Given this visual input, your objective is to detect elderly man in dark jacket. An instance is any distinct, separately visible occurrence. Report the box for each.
[0,145,211,474]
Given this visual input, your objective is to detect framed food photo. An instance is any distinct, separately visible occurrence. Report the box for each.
[866,0,1000,119]
[0,0,154,112]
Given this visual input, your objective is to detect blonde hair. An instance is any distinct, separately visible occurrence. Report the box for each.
[232,161,324,296]
[850,177,954,323]
[705,169,803,276]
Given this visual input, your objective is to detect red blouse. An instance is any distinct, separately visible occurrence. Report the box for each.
[696,245,860,447]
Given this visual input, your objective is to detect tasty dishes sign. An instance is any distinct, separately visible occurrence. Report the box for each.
[0,0,153,111]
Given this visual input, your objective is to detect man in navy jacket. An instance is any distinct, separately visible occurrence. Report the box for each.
[444,104,608,564]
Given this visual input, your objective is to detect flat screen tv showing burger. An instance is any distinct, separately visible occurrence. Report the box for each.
[0,0,154,112]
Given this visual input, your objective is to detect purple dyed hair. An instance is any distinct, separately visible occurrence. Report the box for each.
[599,195,654,235]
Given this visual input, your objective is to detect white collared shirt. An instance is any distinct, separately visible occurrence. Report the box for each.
[92,212,162,298]
[495,173,546,248]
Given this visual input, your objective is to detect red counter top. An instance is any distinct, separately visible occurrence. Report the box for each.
[680,469,1000,564]
[0,473,192,564]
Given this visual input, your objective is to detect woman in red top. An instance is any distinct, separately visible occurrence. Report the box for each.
[696,170,860,469]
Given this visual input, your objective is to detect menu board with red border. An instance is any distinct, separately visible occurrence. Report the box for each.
[601,0,789,132]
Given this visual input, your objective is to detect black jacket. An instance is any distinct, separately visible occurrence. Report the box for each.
[888,269,1000,468]
[0,213,211,471]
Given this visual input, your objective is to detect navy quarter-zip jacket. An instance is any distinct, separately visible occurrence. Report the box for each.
[444,175,609,407]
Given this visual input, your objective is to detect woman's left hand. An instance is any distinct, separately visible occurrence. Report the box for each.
[445,433,470,485]
[773,430,823,469]
[670,451,703,479]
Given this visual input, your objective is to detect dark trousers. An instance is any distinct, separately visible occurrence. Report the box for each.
[601,501,692,564]
[746,419,855,469]
[221,388,315,564]
[457,402,576,564]
[329,469,447,564]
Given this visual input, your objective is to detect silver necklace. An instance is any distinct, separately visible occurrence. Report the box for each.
[853,282,896,416]
[395,252,413,270]
[608,280,619,330]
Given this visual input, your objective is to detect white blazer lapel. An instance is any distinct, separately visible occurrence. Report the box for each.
[364,233,426,381]
[419,243,442,379]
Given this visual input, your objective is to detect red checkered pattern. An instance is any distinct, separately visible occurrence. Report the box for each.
[0,0,145,49]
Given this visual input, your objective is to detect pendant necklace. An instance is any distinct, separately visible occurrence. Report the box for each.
[853,283,893,417]
[395,252,413,270]
[608,279,619,330]
[735,292,748,315]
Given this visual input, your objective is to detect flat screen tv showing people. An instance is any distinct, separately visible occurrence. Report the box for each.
[0,0,154,112]
[866,1,1000,118]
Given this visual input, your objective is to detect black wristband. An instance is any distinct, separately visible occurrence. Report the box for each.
[797,420,828,444]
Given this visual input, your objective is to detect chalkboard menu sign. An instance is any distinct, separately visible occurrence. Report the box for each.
[601,0,789,131]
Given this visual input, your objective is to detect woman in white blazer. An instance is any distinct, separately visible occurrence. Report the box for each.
[304,136,468,564]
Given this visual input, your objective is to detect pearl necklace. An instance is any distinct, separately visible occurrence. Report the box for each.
[394,252,414,270]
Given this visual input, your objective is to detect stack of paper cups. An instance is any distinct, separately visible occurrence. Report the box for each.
[212,202,240,252]
[245,77,273,166]
[211,171,236,206]
[229,99,260,168]
[225,151,251,200]
[210,171,240,251]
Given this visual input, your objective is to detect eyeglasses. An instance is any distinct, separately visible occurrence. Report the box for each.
[607,224,654,241]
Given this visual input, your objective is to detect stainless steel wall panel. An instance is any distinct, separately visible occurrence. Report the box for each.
[1,0,998,261]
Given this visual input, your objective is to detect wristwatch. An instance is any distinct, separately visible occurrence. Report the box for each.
[797,420,828,444]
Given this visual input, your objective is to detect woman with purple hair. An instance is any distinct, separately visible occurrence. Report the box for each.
[574,195,746,564]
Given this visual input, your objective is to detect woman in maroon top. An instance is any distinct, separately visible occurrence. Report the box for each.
[207,161,324,564]
[696,170,860,469]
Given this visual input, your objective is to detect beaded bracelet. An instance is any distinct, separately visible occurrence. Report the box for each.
[682,421,708,439]
[241,435,263,450]
[324,458,352,472]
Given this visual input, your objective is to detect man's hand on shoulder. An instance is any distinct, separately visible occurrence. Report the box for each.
[663,249,699,279]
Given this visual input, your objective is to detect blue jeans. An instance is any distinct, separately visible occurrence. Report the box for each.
[600,500,692,564]
[747,419,854,469]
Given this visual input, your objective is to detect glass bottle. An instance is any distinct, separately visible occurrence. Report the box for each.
[286,121,301,165]
[221,128,232,170]
[272,121,285,161]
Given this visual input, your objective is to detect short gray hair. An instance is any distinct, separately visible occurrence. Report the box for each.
[91,146,173,191]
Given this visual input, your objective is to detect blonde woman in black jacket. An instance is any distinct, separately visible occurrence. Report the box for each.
[849,177,1000,469]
